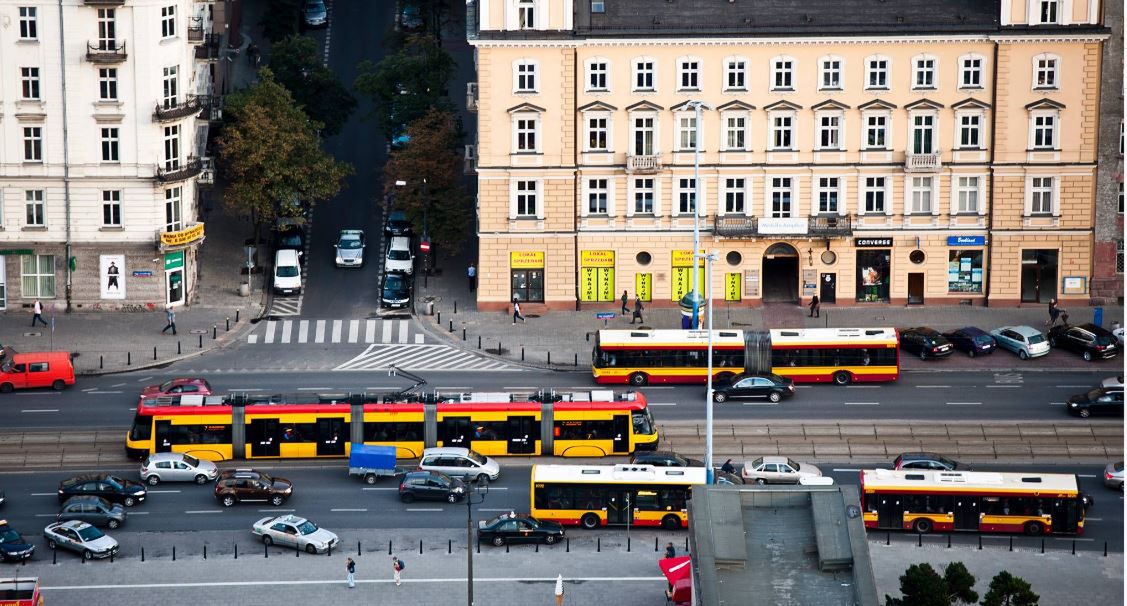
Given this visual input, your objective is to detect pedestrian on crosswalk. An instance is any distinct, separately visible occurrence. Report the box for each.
[512,297,526,324]
[468,263,477,292]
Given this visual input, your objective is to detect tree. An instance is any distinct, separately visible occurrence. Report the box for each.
[885,562,978,606]
[217,68,353,248]
[268,35,357,137]
[354,35,455,138]
[980,571,1039,606]
[260,0,302,42]
[383,109,469,254]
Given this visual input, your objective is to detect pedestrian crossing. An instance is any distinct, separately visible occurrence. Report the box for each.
[334,344,523,372]
[247,318,425,345]
[268,295,302,317]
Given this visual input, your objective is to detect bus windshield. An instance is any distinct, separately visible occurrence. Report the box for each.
[632,409,655,435]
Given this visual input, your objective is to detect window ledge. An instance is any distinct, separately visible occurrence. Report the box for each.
[16,39,40,44]
[721,148,749,153]
[99,226,125,231]
[819,87,844,92]
[511,151,542,156]
[912,87,937,91]
[723,87,748,93]
[22,161,44,165]
[862,147,891,152]
[677,88,702,93]
[514,90,539,95]
[865,86,890,91]
[959,86,985,90]
[586,88,609,93]
[1027,148,1059,152]
[771,87,795,92]
[22,226,47,231]
[1033,86,1059,91]
[955,146,986,151]
[632,88,656,93]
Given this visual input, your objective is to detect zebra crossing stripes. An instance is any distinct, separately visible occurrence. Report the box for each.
[333,344,523,372]
[247,318,426,345]
[268,296,302,317]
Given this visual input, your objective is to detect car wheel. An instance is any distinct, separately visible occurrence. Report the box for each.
[269,495,285,507]
[446,493,458,503]
[1049,336,1058,347]
[262,536,273,546]
[913,518,932,534]
[768,392,782,403]
[1018,350,1029,360]
[544,535,557,545]
[580,513,601,530]
[0,383,13,393]
[146,475,160,486]
[52,379,66,391]
[1079,408,1091,418]
[123,497,136,507]
[222,495,236,507]
[628,372,648,386]
[1083,351,1093,362]
[107,519,120,529]
[365,474,378,485]
[967,349,976,358]
[194,474,209,485]
[1024,522,1045,536]
[661,515,682,530]
[83,550,94,560]
[305,544,317,554]
[492,536,505,547]
[713,392,728,403]
[476,474,490,485]
[832,371,852,386]
[755,478,767,486]
[400,493,415,503]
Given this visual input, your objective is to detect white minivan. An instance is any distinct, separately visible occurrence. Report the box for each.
[273,248,302,294]
[384,236,414,275]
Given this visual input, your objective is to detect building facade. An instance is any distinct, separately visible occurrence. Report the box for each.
[466,0,1116,312]
[0,0,223,312]
[1092,0,1123,304]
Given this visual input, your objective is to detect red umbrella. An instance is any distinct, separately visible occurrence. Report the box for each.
[659,556,692,585]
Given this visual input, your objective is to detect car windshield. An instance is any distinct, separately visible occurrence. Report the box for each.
[338,237,362,249]
[973,335,995,345]
[105,476,123,489]
[1028,334,1046,345]
[280,234,302,247]
[0,528,21,543]
[670,454,688,466]
[158,380,175,392]
[1095,334,1116,345]
[296,520,318,535]
[388,250,411,260]
[77,525,104,541]
[1087,389,1105,401]
[764,373,785,383]
[277,266,299,278]
[385,275,405,290]
[258,472,274,484]
[785,458,801,471]
[1115,462,1124,472]
[938,457,957,468]
[182,454,199,467]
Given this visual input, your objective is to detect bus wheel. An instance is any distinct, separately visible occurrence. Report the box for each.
[912,518,932,534]
[661,515,681,530]
[580,513,601,529]
[832,371,852,386]
[628,373,649,386]
[1024,522,1045,536]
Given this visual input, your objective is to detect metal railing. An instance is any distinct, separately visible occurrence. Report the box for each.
[153,95,204,122]
[86,41,127,63]
[713,216,757,237]
[466,83,478,111]
[187,26,205,42]
[156,157,203,183]
[808,215,852,236]
[713,215,852,237]
[194,34,221,60]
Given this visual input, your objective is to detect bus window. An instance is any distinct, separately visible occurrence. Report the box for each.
[574,487,602,510]
[635,490,659,510]
[129,414,153,441]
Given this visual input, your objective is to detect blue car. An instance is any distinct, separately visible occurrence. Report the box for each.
[942,326,996,358]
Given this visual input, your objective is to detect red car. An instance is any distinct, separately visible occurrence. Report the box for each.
[139,378,213,400]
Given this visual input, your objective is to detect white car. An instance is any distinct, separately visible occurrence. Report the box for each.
[273,248,302,295]
[1103,376,1124,389]
[252,514,339,554]
[384,236,414,274]
[43,520,118,559]
[740,456,823,485]
[140,452,219,485]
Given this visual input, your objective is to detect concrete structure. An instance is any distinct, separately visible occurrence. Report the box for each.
[0,0,227,312]
[1092,0,1123,304]
[466,0,1113,312]
[689,484,879,606]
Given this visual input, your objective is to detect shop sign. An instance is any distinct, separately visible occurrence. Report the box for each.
[671,249,705,266]
[510,251,545,268]
[635,273,652,302]
[854,238,893,248]
[744,270,760,297]
[132,270,154,278]
[160,223,205,247]
[164,250,185,271]
[947,236,985,246]
[0,249,33,255]
[758,217,809,235]
[724,273,741,301]
[580,250,615,267]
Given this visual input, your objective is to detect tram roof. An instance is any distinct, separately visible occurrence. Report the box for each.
[532,463,709,485]
[861,469,1078,494]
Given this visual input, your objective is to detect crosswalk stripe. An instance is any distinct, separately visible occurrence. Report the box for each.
[315,320,326,343]
[280,321,292,344]
[398,320,409,344]
[265,321,277,344]
[248,334,258,344]
[332,344,524,372]
[381,321,392,343]
[348,320,360,343]
[365,320,376,343]
[298,320,309,343]
[331,320,342,343]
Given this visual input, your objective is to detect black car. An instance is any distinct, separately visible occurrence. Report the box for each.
[385,210,412,236]
[57,474,146,507]
[941,327,996,358]
[1067,387,1124,418]
[712,372,795,403]
[380,273,411,309]
[629,451,705,468]
[0,520,34,562]
[399,471,465,503]
[892,452,969,471]
[713,470,744,485]
[899,327,954,359]
[58,496,126,529]
[275,225,305,252]
[1047,323,1119,361]
[477,514,564,547]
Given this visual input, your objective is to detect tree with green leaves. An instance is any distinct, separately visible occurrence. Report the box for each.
[268,35,357,137]
[354,35,455,139]
[260,0,303,42]
[217,67,353,248]
[980,571,1039,606]
[885,562,979,606]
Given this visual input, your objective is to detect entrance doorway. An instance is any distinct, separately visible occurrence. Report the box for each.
[761,243,799,303]
[819,273,836,304]
[1021,250,1058,303]
[907,273,925,305]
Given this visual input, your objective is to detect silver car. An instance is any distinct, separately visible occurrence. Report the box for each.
[989,325,1050,360]
[252,515,339,554]
[334,229,365,267]
[1105,461,1124,490]
[740,456,823,485]
[43,520,119,559]
[302,0,327,27]
[419,447,501,483]
[140,452,219,485]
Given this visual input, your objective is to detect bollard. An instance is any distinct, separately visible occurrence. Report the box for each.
[100,355,104,369]
[627,537,631,552]
[947,535,951,548]
[127,351,131,366]
[388,540,391,555]
[204,544,207,560]
[1040,539,1044,554]
[266,542,269,558]
[476,540,480,554]
[548,351,551,365]
[654,537,658,552]
[154,346,157,361]
[82,550,86,564]
[535,543,539,553]
[478,335,482,349]
[53,549,57,565]
[522,348,525,361]
[226,317,230,331]
[978,535,982,550]
[419,539,423,554]
[448,539,452,554]
[213,325,217,340]
[886,532,890,546]
[236,309,240,323]
[141,547,145,562]
[574,353,578,366]
[1072,540,1076,555]
[438,312,442,324]
[328,542,332,557]
[566,537,569,552]
[597,538,601,552]
[917,533,922,547]
[110,551,114,563]
[497,341,501,354]
[177,341,182,354]
[296,543,299,557]
[1105,541,1108,557]
[684,537,689,552]
[199,334,203,348]
[1009,537,1013,552]
[463,328,466,341]
[506,542,509,553]
[173,546,176,561]
[235,543,238,559]
[449,320,453,332]
[454,300,458,314]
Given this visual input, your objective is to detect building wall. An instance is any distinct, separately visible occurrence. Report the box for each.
[1092,0,1124,304]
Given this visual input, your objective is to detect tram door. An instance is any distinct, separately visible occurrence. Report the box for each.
[876,495,903,530]
[506,416,536,454]
[316,418,347,456]
[442,416,472,448]
[611,415,630,454]
[247,418,281,457]
[154,420,173,453]
[953,497,980,531]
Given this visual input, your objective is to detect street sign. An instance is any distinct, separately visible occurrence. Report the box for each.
[596,312,616,319]
[419,241,431,253]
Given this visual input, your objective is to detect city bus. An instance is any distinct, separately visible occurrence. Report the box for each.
[860,469,1086,536]
[530,464,709,530]
[592,328,899,386]
[126,390,658,461]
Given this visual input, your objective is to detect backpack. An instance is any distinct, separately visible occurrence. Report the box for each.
[397,559,405,571]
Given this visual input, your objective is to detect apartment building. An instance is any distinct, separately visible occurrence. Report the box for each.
[1092,0,1122,304]
[466,0,1116,311]
[0,0,223,311]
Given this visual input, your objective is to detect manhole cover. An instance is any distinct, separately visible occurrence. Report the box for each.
[24,332,43,337]
[189,329,208,335]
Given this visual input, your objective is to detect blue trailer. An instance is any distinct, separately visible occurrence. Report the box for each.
[348,444,403,484]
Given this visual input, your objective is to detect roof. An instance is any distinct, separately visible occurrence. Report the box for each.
[996,325,1042,336]
[532,464,708,485]
[861,469,1078,494]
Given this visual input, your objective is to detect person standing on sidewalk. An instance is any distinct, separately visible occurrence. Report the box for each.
[631,296,644,324]
[31,300,48,327]
[808,294,820,318]
[620,290,629,314]
[664,542,676,559]
[161,306,177,335]
[346,557,356,589]
[1047,298,1061,327]
[391,555,403,586]
[512,297,526,324]
[467,263,477,292]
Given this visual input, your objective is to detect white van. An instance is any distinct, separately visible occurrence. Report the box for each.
[384,236,414,275]
[273,248,302,294]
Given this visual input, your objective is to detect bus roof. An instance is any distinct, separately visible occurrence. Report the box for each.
[596,328,898,349]
[532,464,709,485]
[861,469,1079,495]
[769,327,897,346]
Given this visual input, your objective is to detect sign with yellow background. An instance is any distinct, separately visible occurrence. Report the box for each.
[635,273,652,302]
[671,267,705,302]
[580,250,615,267]
[725,272,742,301]
[160,223,205,247]
[510,251,545,268]
[671,249,705,266]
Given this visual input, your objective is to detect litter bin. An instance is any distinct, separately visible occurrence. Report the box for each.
[425,300,435,316]
[1094,306,1104,327]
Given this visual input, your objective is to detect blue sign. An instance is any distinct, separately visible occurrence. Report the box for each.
[947,236,986,247]
[132,270,154,277]
[596,312,616,319]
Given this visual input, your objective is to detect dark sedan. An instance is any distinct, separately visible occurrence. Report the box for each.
[0,520,34,562]
[1047,323,1119,361]
[1067,387,1124,418]
[385,210,412,236]
[712,372,795,403]
[57,496,126,529]
[941,327,996,358]
[899,327,954,359]
[57,474,147,507]
[477,514,564,547]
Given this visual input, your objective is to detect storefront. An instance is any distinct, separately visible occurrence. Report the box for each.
[579,250,615,302]
[854,238,892,303]
[164,251,186,306]
[947,236,985,295]
[670,249,705,302]
[510,251,545,302]
[1021,249,1058,303]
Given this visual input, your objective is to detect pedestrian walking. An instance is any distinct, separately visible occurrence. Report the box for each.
[391,555,403,586]
[512,297,526,324]
[664,542,676,559]
[620,290,629,315]
[161,306,177,335]
[346,557,356,589]
[1047,298,1061,327]
[467,263,477,292]
[631,296,644,324]
[808,294,820,318]
[30,300,48,327]
[721,459,736,474]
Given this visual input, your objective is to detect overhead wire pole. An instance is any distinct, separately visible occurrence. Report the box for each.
[689,100,704,328]
[702,250,716,483]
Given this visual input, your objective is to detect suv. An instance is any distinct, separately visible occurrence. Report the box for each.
[384,236,414,274]
[58,474,147,507]
[629,451,705,467]
[892,452,969,472]
[1047,323,1119,361]
[214,469,293,507]
[398,471,465,503]
[419,447,500,484]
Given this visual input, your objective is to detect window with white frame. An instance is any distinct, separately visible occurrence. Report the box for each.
[1034,55,1058,89]
[910,176,933,214]
[955,176,980,213]
[101,127,120,162]
[1036,0,1059,23]
[633,58,654,91]
[23,127,42,161]
[586,116,608,151]
[817,113,842,150]
[517,0,535,29]
[960,55,983,88]
[102,190,122,226]
[162,66,179,108]
[587,178,609,215]
[723,114,747,151]
[163,125,180,169]
[816,177,840,214]
[633,178,654,214]
[1031,113,1057,149]
[722,178,745,214]
[20,67,40,99]
[676,178,696,215]
[21,254,55,298]
[97,9,116,48]
[678,58,700,90]
[25,190,45,226]
[99,68,118,100]
[514,180,538,217]
[514,114,539,152]
[160,5,176,38]
[862,177,887,214]
[514,61,537,92]
[913,55,936,88]
[632,115,655,155]
[164,187,182,231]
[677,114,697,151]
[591,0,605,13]
[771,113,794,150]
[586,59,608,91]
[18,7,37,40]
[911,114,935,154]
[724,57,747,90]
[958,114,982,148]
[769,178,793,217]
[771,57,794,90]
[864,113,888,149]
[866,56,889,89]
[819,56,842,90]
[1030,176,1054,214]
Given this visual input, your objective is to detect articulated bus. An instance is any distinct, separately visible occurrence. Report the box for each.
[530,464,708,530]
[860,469,1086,536]
[592,327,899,386]
[126,390,658,461]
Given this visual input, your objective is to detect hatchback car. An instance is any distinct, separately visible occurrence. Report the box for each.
[630,451,705,467]
[140,452,219,485]
[892,452,969,472]
[334,229,366,268]
[1047,323,1119,361]
[712,372,794,403]
[899,327,954,359]
[478,514,563,547]
[1104,461,1124,490]
[302,0,327,28]
[398,471,465,503]
[740,456,822,485]
[418,447,500,484]
[214,469,293,507]
[43,520,118,560]
[1067,387,1124,418]
[0,520,34,562]
[385,210,412,236]
[1103,376,1124,389]
[252,514,339,554]
[990,325,1050,360]
[384,236,414,275]
[380,273,411,309]
[138,377,213,400]
[58,474,146,507]
[941,327,996,358]
[58,496,126,529]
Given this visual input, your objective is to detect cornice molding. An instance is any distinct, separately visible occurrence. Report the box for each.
[469,32,1110,49]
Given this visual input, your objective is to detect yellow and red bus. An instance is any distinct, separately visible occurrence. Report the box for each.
[530,464,708,530]
[592,328,899,386]
[860,469,1086,536]
[126,390,658,461]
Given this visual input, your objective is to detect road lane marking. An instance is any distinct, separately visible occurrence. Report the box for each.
[381,321,392,343]
[248,334,259,344]
[89,391,123,394]
[264,320,277,343]
[280,320,293,344]
[365,320,376,343]
[14,392,58,396]
[398,320,409,344]
[649,402,678,406]
[845,386,880,389]
[21,409,59,413]
[1077,474,1098,478]
[946,402,982,406]
[331,320,343,343]
[1056,385,1093,388]
[1085,517,1102,521]
[297,387,332,391]
[832,468,861,472]
[82,387,97,392]
[348,319,360,343]
[331,508,368,512]
[916,385,950,389]
[844,402,879,406]
[406,508,443,512]
[258,509,295,513]
[741,402,779,406]
[136,377,154,383]
[298,319,309,344]
[361,487,397,491]
[231,388,263,392]
[315,320,326,343]
[415,333,424,344]
[479,508,514,512]
[1049,402,1066,406]
[111,383,126,387]
[147,490,181,493]
[434,386,472,390]
[985,385,1021,388]
[31,493,56,496]
[185,510,223,514]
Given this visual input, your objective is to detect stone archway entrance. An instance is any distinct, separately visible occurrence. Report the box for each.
[762,242,799,303]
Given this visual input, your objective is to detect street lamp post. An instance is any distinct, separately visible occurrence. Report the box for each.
[689,101,704,328]
[701,250,717,484]
[466,480,488,606]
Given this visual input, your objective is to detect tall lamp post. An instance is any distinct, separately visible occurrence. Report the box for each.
[700,250,717,484]
[677,100,710,329]
[465,479,488,606]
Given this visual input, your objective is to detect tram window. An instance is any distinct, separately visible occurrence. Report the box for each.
[157,423,232,445]
[363,421,424,442]
[129,415,152,441]
[280,423,317,443]
[472,422,507,441]
[555,420,615,440]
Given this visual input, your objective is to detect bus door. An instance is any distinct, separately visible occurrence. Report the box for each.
[1049,498,1080,533]
[154,420,174,453]
[442,416,472,448]
[876,494,903,529]
[953,496,980,531]
[611,415,630,454]
[316,417,347,457]
[247,418,281,457]
[507,416,536,454]
[606,491,633,525]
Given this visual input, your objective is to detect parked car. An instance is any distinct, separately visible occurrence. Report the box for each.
[398,470,465,503]
[989,326,1050,360]
[334,229,366,268]
[1047,323,1119,361]
[630,451,705,468]
[1066,387,1124,418]
[740,456,822,485]
[0,488,4,507]
[418,447,500,483]
[892,452,969,471]
[712,372,794,403]
[941,327,996,358]
[400,3,424,31]
[384,210,412,236]
[275,225,305,252]
[252,514,339,554]
[214,469,293,507]
[139,378,213,400]
[1104,461,1124,490]
[140,452,219,485]
[302,0,327,28]
[380,273,411,309]
[0,520,34,562]
[43,520,118,559]
[0,351,75,393]
[384,236,415,275]
[1103,376,1124,389]
[57,474,146,507]
[898,327,954,359]
[57,496,126,530]
[1114,326,1124,345]
[478,514,563,547]
[273,248,302,295]
[713,470,744,485]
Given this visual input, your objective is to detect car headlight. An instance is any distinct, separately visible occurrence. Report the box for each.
[455,486,465,493]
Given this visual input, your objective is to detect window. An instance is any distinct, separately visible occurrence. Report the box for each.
[724,115,747,151]
[1120,182,1124,214]
[18,7,37,39]
[21,67,40,100]
[910,177,933,213]
[100,128,120,162]
[771,57,794,90]
[587,116,608,151]
[771,114,793,150]
[161,5,176,38]
[514,61,537,92]
[587,178,608,215]
[865,114,888,149]
[820,57,842,89]
[911,115,935,154]
[633,178,654,214]
[632,116,655,155]
[958,114,982,148]
[723,178,745,214]
[514,115,539,152]
[863,177,887,214]
[97,9,116,47]
[1034,55,1058,89]
[960,55,983,88]
[817,114,841,150]
[102,190,122,226]
[1037,0,1059,23]
[591,0,605,12]
[866,56,889,89]
[724,57,747,90]
[1117,240,1124,274]
[677,115,697,151]
[913,55,936,88]
[1030,177,1054,214]
[678,58,700,90]
[514,180,538,217]
[21,254,55,298]
[23,127,42,161]
[676,178,696,215]
[518,0,535,29]
[633,58,654,91]
[99,68,118,100]
[1032,113,1056,149]
[25,190,45,226]
[769,178,793,217]
[512,269,544,302]
[587,59,608,91]
[163,125,180,170]
[948,251,983,293]
[162,66,179,108]
[816,177,839,214]
[955,176,980,213]
[164,187,183,231]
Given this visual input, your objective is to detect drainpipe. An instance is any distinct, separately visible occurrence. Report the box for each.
[984,39,999,307]
[57,0,74,312]
[573,46,580,312]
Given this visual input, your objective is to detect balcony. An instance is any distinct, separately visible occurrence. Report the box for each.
[86,41,127,64]
[187,26,205,43]
[713,216,757,237]
[466,83,478,112]
[153,95,204,122]
[194,34,221,61]
[905,151,942,173]
[808,215,852,236]
[626,154,662,174]
[198,157,215,186]
[83,0,125,5]
[712,216,852,238]
[156,157,203,183]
